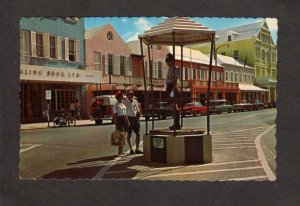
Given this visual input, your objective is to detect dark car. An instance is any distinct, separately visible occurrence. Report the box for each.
[181,102,207,117]
[232,101,254,112]
[142,102,173,120]
[249,99,265,110]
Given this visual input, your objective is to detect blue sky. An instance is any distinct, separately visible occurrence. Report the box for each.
[84,17,278,44]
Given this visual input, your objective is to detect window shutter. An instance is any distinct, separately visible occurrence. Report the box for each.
[56,36,62,60]
[114,55,120,75]
[43,33,50,58]
[64,37,69,61]
[187,68,190,80]
[75,39,80,62]
[105,53,108,75]
[102,54,105,73]
[31,31,37,57]
[182,67,185,80]
[125,57,129,76]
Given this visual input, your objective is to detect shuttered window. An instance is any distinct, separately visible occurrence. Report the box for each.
[69,39,75,61]
[108,54,113,75]
[120,56,125,75]
[50,36,56,58]
[20,30,30,63]
[36,33,44,57]
[94,51,101,71]
[158,61,162,79]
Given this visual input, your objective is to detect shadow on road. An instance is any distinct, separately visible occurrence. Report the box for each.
[40,165,104,179]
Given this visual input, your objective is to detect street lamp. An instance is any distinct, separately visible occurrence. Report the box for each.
[214,43,229,100]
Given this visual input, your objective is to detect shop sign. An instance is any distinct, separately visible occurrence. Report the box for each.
[20,65,101,84]
[45,90,51,100]
[152,138,164,149]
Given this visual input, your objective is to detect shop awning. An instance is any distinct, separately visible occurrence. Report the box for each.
[239,84,269,92]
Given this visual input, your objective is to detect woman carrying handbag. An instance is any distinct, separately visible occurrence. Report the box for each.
[112,91,130,157]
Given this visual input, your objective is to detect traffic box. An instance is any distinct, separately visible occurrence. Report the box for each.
[143,128,212,164]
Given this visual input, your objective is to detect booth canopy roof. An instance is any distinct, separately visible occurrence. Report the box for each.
[139,17,215,46]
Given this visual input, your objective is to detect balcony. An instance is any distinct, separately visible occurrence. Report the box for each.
[189,80,239,89]
[255,76,277,87]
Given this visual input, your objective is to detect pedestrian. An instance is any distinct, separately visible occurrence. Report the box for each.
[123,90,142,154]
[74,99,81,119]
[113,91,130,157]
[70,100,75,117]
[165,53,181,130]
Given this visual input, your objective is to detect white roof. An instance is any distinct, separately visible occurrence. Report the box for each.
[168,46,222,66]
[139,17,215,46]
[216,55,253,69]
[239,84,269,92]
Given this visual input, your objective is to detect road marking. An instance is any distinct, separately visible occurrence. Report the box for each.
[20,144,40,153]
[133,166,263,180]
[219,175,268,181]
[213,143,255,146]
[255,124,276,181]
[211,114,258,124]
[213,139,254,143]
[212,125,270,135]
[213,146,256,150]
[93,141,142,179]
[104,159,261,174]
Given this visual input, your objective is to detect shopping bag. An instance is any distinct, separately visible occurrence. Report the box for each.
[110,130,125,146]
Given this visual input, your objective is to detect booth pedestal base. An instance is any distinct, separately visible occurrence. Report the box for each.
[143,128,212,164]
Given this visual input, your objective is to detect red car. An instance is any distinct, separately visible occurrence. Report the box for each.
[181,102,207,117]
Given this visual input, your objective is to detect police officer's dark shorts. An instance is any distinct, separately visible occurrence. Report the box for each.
[127,116,140,136]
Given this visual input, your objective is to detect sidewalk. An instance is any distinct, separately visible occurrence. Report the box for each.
[20,119,95,131]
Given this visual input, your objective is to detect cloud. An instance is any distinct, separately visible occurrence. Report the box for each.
[133,17,153,31]
[266,18,278,32]
[121,18,128,23]
[123,31,133,38]
[126,32,139,42]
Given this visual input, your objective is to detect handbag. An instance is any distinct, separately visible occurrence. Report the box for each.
[110,130,125,146]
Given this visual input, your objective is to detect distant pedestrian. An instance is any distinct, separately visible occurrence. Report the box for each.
[123,90,142,154]
[113,91,130,157]
[74,99,81,119]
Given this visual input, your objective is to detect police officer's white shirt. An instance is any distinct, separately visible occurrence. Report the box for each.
[123,98,139,117]
[113,102,126,116]
[166,66,180,84]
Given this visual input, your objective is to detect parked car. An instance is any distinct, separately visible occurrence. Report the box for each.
[208,99,233,114]
[249,99,265,110]
[181,102,207,117]
[232,101,254,112]
[142,102,173,120]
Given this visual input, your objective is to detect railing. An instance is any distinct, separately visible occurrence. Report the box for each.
[189,80,238,89]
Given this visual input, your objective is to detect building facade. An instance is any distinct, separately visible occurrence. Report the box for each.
[85,24,133,117]
[20,17,101,123]
[216,55,268,103]
[195,20,277,103]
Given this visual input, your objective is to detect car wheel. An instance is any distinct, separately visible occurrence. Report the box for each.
[228,108,233,113]
[217,109,222,114]
[95,119,102,125]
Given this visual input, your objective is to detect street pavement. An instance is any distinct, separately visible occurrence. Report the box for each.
[20,108,277,181]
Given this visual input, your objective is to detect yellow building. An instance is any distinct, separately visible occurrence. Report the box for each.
[195,20,277,103]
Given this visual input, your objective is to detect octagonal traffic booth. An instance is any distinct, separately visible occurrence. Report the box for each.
[139,17,216,164]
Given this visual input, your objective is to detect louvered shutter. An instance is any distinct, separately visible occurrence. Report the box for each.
[64,38,69,61]
[182,67,185,80]
[114,55,121,75]
[75,39,80,62]
[56,36,62,60]
[125,57,129,76]
[43,33,50,58]
[31,31,37,57]
[105,54,109,75]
